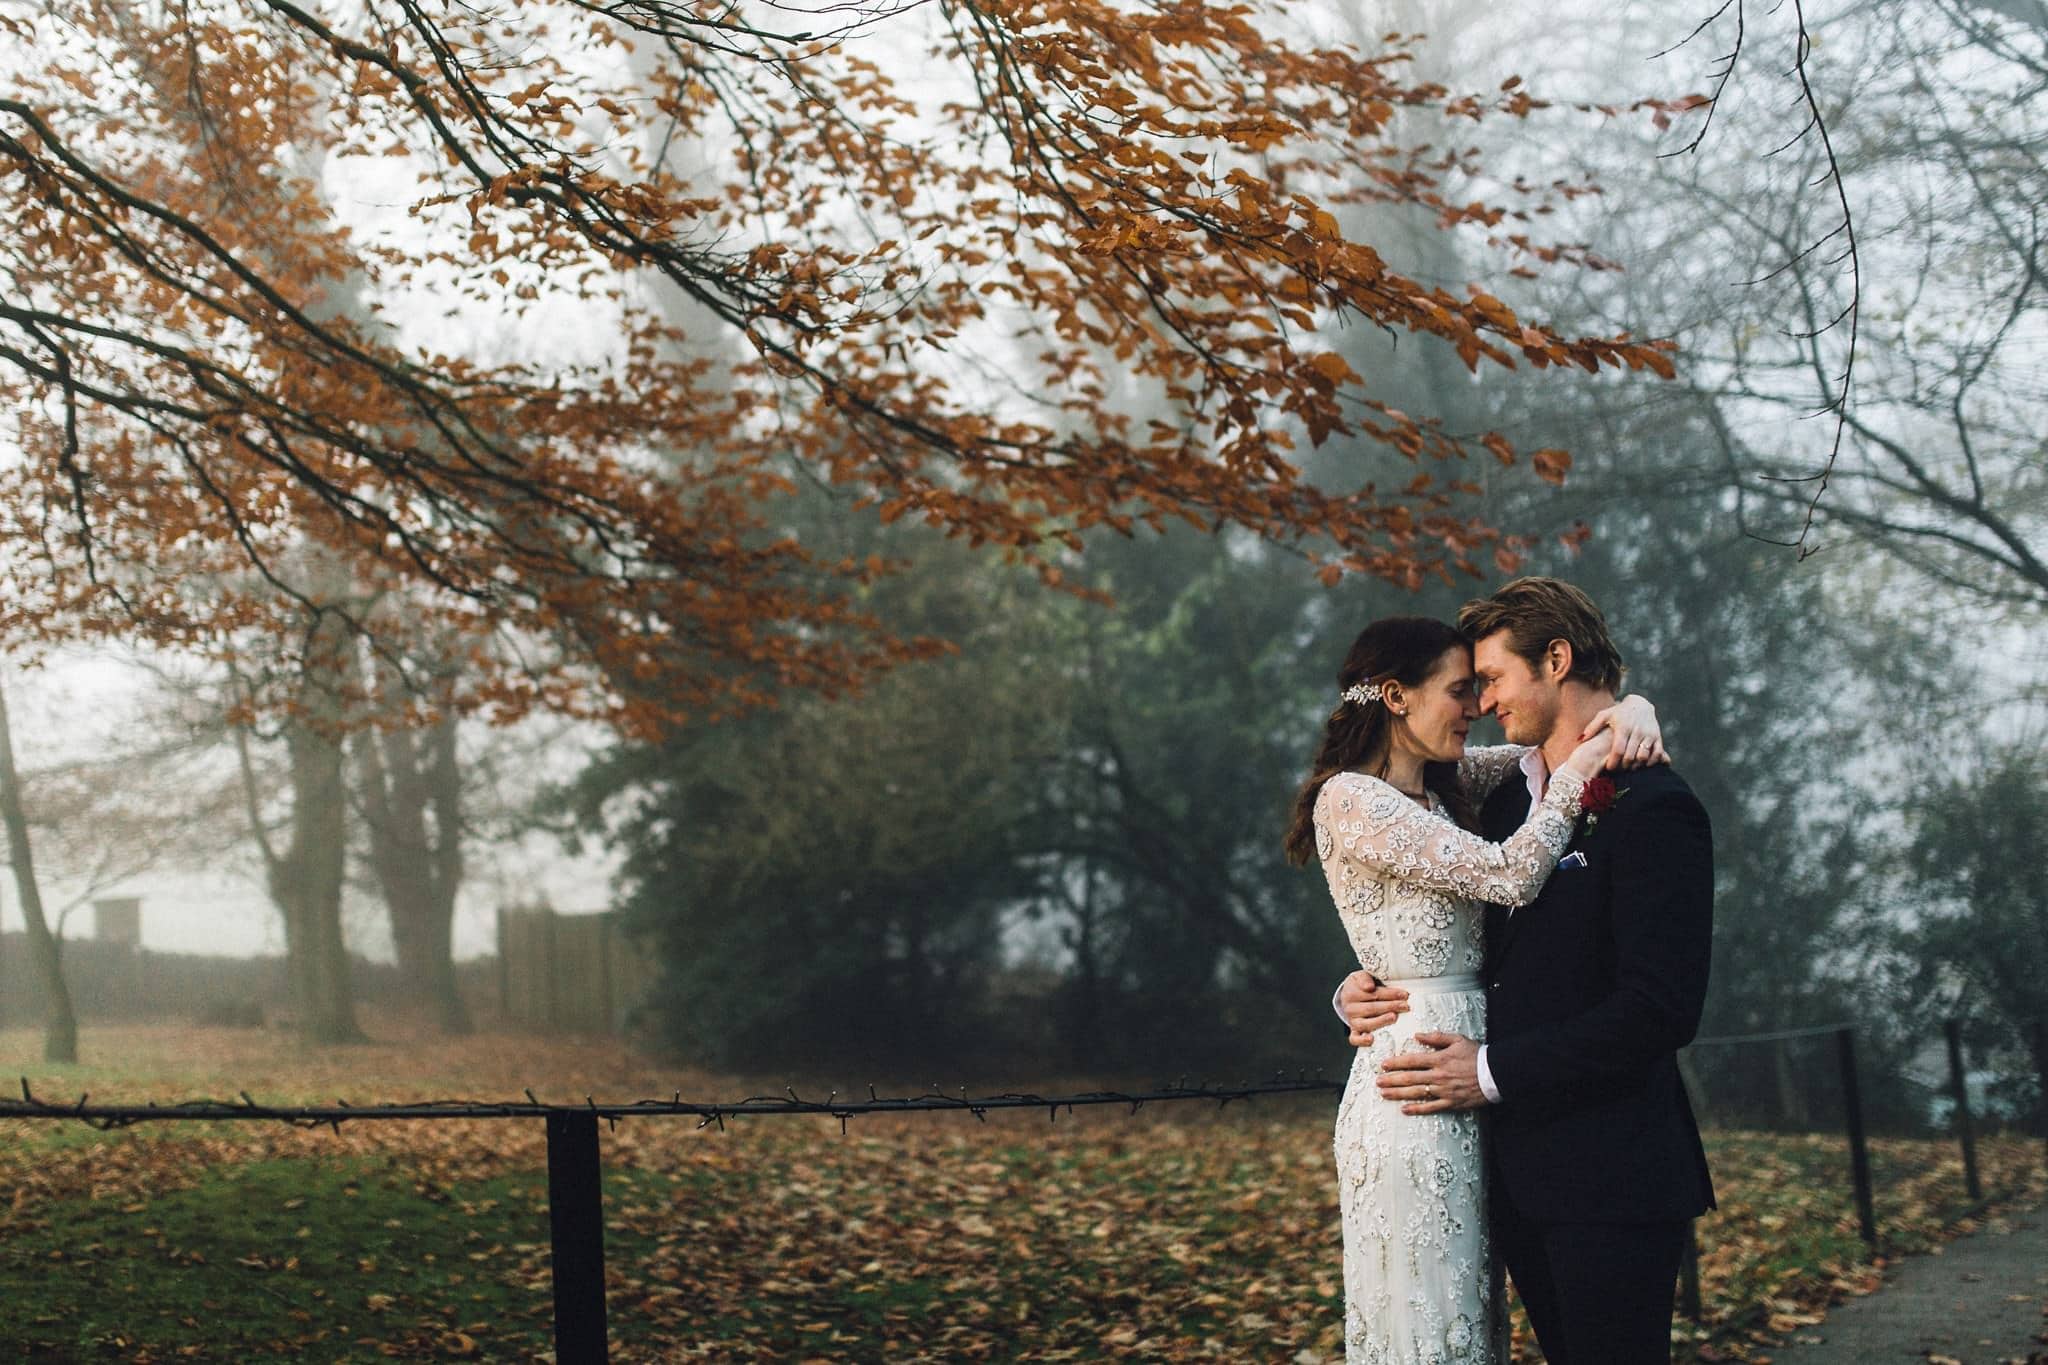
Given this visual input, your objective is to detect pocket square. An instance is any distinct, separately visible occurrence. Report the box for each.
[1557,851,1589,870]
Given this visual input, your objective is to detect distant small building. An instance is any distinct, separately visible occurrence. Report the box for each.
[93,897,141,947]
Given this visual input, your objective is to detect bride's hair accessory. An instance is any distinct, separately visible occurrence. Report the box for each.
[1341,680,1384,707]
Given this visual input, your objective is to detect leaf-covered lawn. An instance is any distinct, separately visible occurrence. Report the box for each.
[1,1024,2040,1362]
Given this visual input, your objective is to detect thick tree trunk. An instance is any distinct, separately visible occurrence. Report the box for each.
[285,704,360,1044]
[0,680,78,1062]
[235,708,309,1014]
[238,611,364,1045]
[356,712,470,1034]
[398,892,469,1035]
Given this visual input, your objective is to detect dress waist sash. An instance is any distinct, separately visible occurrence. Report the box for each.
[1381,972,1482,996]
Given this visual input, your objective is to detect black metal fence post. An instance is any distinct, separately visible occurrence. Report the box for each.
[1834,1027,1878,1247]
[1941,1018,1982,1202]
[2034,1017,2047,1167]
[546,1111,610,1364]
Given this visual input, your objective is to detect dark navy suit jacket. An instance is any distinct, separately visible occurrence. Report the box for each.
[1480,762,1717,1224]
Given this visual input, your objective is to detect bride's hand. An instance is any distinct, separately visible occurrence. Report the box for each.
[1580,694,1669,771]
[1561,727,1615,781]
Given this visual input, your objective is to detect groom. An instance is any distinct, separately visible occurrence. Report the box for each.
[1337,577,1716,1362]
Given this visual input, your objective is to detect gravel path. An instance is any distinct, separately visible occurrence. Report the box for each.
[1768,1202,2047,1365]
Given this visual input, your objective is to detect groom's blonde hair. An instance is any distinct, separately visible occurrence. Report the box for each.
[1457,577,1625,694]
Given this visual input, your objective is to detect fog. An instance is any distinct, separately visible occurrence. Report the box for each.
[0,0,2040,1097]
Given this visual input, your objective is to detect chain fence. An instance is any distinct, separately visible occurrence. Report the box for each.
[3,1018,2042,1362]
[1674,1015,2047,1328]
[0,1073,1347,1362]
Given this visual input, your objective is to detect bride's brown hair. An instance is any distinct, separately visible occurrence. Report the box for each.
[1282,616,1479,866]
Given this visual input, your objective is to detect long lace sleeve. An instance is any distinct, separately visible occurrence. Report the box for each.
[1456,744,1532,805]
[1314,768,1586,908]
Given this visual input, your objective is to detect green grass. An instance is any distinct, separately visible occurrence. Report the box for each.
[4,1020,2041,1363]
[2,1126,2038,1363]
[0,1157,573,1361]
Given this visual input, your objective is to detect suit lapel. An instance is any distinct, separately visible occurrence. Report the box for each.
[1483,900,1513,975]
[1490,882,1538,970]
[1495,818,1585,967]
[1480,779,1533,974]
[1496,800,1623,971]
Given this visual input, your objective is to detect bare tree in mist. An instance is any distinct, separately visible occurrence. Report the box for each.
[352,657,470,1036]
[230,593,364,1045]
[80,19,495,1042]
[1644,0,2048,605]
[0,678,77,1062]
[0,656,284,1058]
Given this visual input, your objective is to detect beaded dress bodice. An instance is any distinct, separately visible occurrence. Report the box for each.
[1311,747,1586,1365]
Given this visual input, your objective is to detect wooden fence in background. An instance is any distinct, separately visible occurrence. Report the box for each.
[0,933,496,1026]
[495,907,658,1035]
[0,908,659,1036]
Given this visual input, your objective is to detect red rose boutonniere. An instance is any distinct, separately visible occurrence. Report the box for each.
[1580,776,1624,833]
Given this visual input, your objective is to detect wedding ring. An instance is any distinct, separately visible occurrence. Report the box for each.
[1424,1084,1437,1100]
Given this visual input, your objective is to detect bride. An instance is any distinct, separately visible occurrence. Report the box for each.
[1282,615,1664,1364]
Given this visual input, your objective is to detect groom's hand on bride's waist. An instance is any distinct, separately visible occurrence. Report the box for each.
[1335,970,1410,1047]
[1376,1032,1489,1114]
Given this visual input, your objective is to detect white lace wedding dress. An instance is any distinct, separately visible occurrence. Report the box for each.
[1312,748,1588,1365]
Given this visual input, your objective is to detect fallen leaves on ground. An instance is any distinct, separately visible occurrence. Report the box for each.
[0,1022,2039,1362]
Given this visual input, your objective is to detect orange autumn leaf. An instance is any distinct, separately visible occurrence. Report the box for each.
[1531,448,1572,485]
